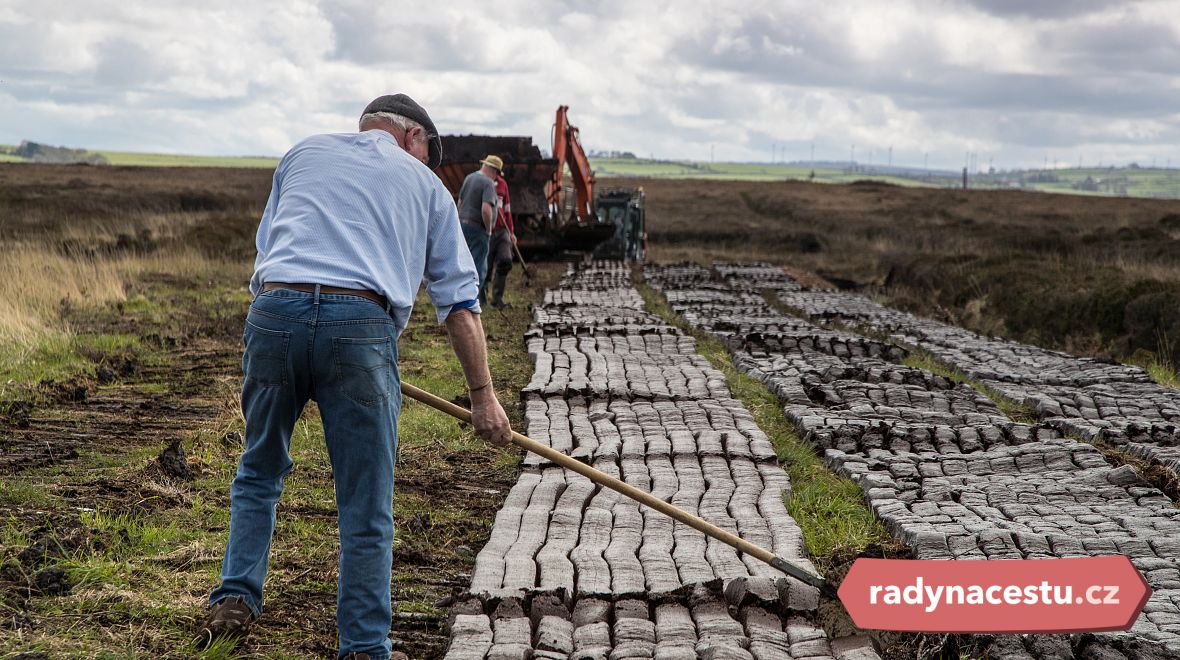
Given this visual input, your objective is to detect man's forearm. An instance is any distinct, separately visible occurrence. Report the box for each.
[445,308,493,395]
[443,307,512,446]
[481,202,494,233]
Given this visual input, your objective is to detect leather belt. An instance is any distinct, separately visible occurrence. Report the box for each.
[260,282,387,308]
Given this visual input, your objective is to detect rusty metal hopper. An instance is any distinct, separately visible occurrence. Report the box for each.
[434,134,616,255]
[436,135,555,222]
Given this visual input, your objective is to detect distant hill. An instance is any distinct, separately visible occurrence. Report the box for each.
[588,156,1180,199]
[1,142,1176,198]
[12,140,107,165]
[0,143,277,168]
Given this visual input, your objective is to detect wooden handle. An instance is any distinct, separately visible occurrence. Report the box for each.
[512,241,533,274]
[511,242,528,268]
[399,380,824,588]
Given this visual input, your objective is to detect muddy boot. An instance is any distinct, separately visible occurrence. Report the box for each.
[490,260,511,307]
[195,595,255,648]
[342,651,405,660]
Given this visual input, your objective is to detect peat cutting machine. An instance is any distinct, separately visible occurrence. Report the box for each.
[434,105,646,261]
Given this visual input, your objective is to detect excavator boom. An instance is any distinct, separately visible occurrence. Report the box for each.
[549,105,596,222]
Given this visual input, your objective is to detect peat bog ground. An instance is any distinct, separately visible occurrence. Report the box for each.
[1,163,1177,658]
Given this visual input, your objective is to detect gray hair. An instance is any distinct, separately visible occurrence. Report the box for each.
[359,111,423,133]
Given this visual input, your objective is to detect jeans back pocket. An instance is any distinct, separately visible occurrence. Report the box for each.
[243,320,291,387]
[333,336,394,406]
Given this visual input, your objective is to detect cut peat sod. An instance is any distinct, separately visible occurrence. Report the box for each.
[400,380,825,589]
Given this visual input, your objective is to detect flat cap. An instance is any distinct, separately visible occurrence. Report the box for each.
[363,93,442,169]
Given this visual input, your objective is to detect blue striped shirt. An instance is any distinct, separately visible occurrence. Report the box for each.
[250,129,481,330]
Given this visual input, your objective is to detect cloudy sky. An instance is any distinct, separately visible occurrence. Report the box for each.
[2,0,1178,170]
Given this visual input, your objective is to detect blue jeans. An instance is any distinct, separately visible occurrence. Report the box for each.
[461,222,490,294]
[211,287,401,660]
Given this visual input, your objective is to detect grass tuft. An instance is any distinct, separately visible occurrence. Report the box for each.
[902,350,1038,424]
[1127,350,1180,390]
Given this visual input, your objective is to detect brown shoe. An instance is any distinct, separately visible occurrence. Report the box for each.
[195,595,255,648]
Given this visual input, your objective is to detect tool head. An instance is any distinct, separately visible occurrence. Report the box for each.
[770,556,827,589]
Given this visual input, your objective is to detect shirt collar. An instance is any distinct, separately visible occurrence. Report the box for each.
[363,128,400,149]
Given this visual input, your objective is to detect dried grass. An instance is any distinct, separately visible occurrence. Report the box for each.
[0,241,235,346]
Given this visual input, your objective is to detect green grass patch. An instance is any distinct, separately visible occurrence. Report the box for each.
[75,332,143,354]
[65,440,166,473]
[635,276,889,567]
[902,349,1038,423]
[2,515,34,547]
[79,510,190,559]
[1144,361,1180,389]
[0,331,83,386]
[0,327,165,404]
[0,479,62,509]
[901,351,969,384]
[0,299,161,391]
[1127,350,1180,390]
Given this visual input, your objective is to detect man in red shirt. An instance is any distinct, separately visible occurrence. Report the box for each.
[484,172,517,308]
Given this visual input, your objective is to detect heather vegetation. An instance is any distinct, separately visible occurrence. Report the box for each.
[635,177,1180,374]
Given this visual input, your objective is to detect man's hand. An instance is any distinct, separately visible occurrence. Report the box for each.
[469,386,511,446]
[510,232,517,245]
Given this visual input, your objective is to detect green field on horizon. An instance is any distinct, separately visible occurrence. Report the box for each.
[589,157,929,187]
[590,156,1180,198]
[96,150,279,168]
[0,144,278,168]
[3,142,1178,197]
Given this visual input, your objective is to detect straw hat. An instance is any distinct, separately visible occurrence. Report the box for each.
[480,155,504,171]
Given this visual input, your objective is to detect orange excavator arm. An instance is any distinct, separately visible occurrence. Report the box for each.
[549,105,596,222]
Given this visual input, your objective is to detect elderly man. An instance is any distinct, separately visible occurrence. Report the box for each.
[456,154,501,298]
[198,94,512,660]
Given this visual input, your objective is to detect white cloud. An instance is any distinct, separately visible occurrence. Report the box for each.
[0,0,1177,170]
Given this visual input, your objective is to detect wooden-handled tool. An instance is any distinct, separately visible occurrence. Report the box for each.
[400,380,825,588]
[511,240,533,287]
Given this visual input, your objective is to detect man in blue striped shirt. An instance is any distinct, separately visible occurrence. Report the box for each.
[200,94,511,660]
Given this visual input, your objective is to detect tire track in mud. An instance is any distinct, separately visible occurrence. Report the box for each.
[0,337,236,480]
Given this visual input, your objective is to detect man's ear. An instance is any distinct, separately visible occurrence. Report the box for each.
[408,125,426,145]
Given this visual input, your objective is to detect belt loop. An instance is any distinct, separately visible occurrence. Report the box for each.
[313,283,321,306]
